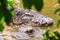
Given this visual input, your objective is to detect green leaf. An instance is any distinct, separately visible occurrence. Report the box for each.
[54,31,60,40]
[55,9,60,16]
[43,30,50,38]
[49,36,57,40]
[22,0,33,9]
[8,1,14,8]
[43,30,50,40]
[43,30,59,40]
[22,0,43,11]
[1,0,13,24]
[0,16,5,32]
[0,17,4,32]
[33,0,43,11]
[0,24,4,32]
[58,0,60,4]
[56,20,60,27]
[4,10,13,24]
[0,16,5,24]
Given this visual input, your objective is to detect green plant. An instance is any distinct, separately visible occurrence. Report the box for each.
[0,0,14,32]
[43,30,60,40]
[55,9,60,16]
[57,20,60,27]
[22,0,43,11]
[58,0,60,4]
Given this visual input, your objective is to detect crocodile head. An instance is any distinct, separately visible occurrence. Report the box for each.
[12,8,54,27]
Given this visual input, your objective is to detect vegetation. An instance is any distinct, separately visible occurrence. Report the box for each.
[55,9,60,16]
[43,29,60,40]
[22,0,43,11]
[0,0,14,31]
[57,20,60,27]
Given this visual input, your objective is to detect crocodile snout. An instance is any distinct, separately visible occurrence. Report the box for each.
[31,15,54,27]
[40,17,54,27]
[41,22,54,27]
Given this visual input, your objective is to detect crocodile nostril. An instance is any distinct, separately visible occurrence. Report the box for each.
[48,22,54,26]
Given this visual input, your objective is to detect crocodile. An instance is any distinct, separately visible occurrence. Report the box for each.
[12,8,54,27]
[9,8,54,40]
[0,8,54,40]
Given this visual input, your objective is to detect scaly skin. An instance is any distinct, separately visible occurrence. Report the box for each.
[12,8,54,27]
